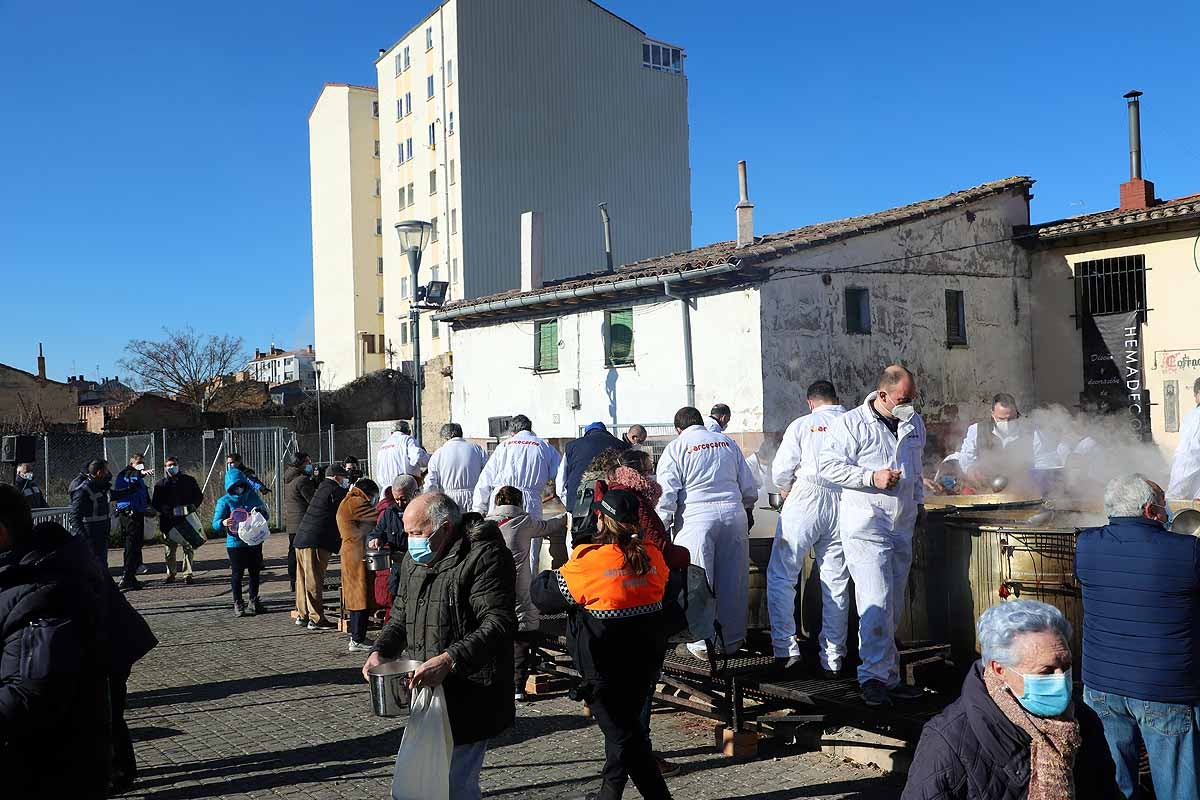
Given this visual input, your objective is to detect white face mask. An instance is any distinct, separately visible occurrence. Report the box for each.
[994,418,1020,437]
[892,403,916,423]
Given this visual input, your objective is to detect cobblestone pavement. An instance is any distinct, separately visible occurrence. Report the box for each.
[115,536,904,800]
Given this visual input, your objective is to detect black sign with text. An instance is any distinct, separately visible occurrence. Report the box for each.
[1081,310,1150,440]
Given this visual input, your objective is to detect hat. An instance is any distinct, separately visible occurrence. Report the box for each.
[584,422,607,434]
[597,489,639,524]
[327,464,349,478]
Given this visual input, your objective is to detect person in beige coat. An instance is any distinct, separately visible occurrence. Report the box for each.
[487,485,567,700]
[337,478,380,652]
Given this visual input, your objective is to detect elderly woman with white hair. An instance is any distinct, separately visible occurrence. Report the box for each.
[903,600,1118,800]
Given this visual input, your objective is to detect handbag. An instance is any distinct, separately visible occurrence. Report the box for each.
[168,511,206,549]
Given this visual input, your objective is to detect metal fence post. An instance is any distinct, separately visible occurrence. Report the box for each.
[43,435,50,506]
[329,424,336,462]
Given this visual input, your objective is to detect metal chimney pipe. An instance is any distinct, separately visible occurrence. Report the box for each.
[738,161,750,203]
[598,202,614,272]
[1124,90,1143,180]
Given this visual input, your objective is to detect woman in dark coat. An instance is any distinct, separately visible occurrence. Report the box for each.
[902,600,1118,800]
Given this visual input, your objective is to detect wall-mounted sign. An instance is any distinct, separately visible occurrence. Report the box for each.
[1165,380,1180,433]
[1160,351,1200,375]
[1082,310,1150,441]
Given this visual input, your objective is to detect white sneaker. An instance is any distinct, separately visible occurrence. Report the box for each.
[294,616,305,627]
[348,639,374,652]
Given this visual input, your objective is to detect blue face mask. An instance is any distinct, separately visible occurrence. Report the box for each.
[408,536,435,564]
[167,465,179,476]
[1014,669,1072,717]
[304,464,314,475]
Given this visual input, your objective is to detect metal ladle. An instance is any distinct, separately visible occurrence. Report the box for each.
[989,475,1010,493]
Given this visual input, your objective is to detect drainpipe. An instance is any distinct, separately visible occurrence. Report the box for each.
[663,279,696,408]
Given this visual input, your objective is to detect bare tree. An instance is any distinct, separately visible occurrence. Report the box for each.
[120,327,254,413]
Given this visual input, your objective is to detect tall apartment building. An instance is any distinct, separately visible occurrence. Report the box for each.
[375,0,691,364]
[309,84,387,390]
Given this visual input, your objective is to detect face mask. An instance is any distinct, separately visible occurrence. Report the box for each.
[1013,669,1072,717]
[230,488,244,498]
[891,403,916,423]
[304,464,314,475]
[339,478,351,490]
[408,536,435,564]
[940,475,958,491]
[994,418,1020,436]
[167,465,179,476]
[134,463,146,473]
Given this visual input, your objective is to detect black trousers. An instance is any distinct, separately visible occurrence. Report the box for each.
[349,609,369,643]
[287,533,298,591]
[589,683,672,800]
[110,667,135,786]
[514,630,539,692]
[227,545,264,604]
[119,513,145,581]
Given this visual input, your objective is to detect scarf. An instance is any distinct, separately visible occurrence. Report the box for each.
[982,668,1081,800]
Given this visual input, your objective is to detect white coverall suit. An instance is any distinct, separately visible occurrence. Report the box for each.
[373,431,430,489]
[767,404,849,667]
[425,437,488,510]
[472,430,561,574]
[1168,404,1200,500]
[818,393,926,688]
[656,424,759,657]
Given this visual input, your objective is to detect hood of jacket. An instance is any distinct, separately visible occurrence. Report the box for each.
[488,505,528,525]
[69,472,108,494]
[608,466,662,506]
[225,479,253,498]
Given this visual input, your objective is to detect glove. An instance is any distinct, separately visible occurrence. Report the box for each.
[745,507,755,530]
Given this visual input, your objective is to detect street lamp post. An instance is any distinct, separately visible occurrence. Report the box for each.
[313,360,324,462]
[395,220,433,445]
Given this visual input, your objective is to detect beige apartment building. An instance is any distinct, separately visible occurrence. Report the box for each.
[374,0,692,366]
[309,84,387,390]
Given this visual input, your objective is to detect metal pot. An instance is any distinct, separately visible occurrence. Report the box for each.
[364,547,391,572]
[368,659,422,717]
[767,492,784,510]
[1171,509,1200,537]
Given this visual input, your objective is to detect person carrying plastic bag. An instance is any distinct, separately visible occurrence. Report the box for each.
[213,476,270,617]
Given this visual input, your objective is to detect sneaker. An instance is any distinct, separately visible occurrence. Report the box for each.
[163,574,175,584]
[119,579,142,592]
[890,683,927,701]
[675,643,706,661]
[515,691,527,702]
[234,603,246,618]
[347,639,374,652]
[655,755,681,778]
[775,655,804,671]
[294,616,306,627]
[862,680,893,708]
[184,576,194,585]
[307,620,336,632]
[137,564,150,575]
[250,599,267,615]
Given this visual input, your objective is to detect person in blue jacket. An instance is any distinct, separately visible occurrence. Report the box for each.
[112,455,156,591]
[213,476,270,617]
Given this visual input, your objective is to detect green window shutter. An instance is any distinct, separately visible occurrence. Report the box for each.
[607,309,634,365]
[536,320,558,371]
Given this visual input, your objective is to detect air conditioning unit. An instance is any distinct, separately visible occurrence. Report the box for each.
[565,388,581,410]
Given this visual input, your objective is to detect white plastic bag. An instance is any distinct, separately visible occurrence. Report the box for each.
[236,509,270,547]
[390,685,453,800]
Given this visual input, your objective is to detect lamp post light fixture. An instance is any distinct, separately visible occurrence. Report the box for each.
[395,219,433,444]
[313,360,325,462]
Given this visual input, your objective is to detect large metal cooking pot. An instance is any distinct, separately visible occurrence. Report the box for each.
[1171,509,1200,537]
[368,659,422,717]
[364,547,391,572]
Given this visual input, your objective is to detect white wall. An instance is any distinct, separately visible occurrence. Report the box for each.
[449,290,762,440]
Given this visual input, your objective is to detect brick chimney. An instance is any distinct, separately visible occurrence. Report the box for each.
[36,343,46,381]
[1119,90,1156,211]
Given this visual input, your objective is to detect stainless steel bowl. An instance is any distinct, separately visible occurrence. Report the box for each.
[767,492,784,510]
[364,548,391,572]
[1171,509,1200,537]
[368,658,422,717]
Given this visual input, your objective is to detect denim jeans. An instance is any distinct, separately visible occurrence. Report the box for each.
[390,739,487,800]
[1083,685,1200,800]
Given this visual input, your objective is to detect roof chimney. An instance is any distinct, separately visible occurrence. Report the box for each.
[520,211,544,291]
[736,160,755,248]
[378,48,386,58]
[598,203,614,272]
[1119,90,1155,211]
[36,343,46,380]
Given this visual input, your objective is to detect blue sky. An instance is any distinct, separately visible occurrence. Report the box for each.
[2,1,1197,383]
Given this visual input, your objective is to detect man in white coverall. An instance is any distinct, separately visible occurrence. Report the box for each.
[768,380,848,671]
[819,365,927,707]
[657,406,759,659]
[1168,378,1200,500]
[373,420,429,489]
[472,414,561,574]
[425,422,487,509]
[705,403,732,433]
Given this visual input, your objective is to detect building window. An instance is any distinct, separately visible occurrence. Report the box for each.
[403,46,410,71]
[378,334,385,353]
[398,143,405,164]
[535,319,558,372]
[452,258,459,284]
[377,257,384,275]
[373,139,380,158]
[431,265,439,282]
[401,322,408,345]
[406,138,413,160]
[431,217,439,241]
[401,276,408,299]
[405,92,412,116]
[396,99,403,120]
[845,287,871,334]
[428,122,436,147]
[449,159,456,185]
[375,218,382,235]
[407,182,415,205]
[450,208,457,234]
[399,187,406,207]
[447,59,454,83]
[431,318,440,338]
[377,297,384,313]
[427,74,435,99]
[945,290,968,346]
[605,309,635,366]
[448,111,455,135]
[394,53,402,76]
[425,26,434,50]
[371,100,379,117]
[375,178,381,196]
[642,40,683,74]
[1074,254,1146,317]
[363,333,377,354]
[429,169,438,195]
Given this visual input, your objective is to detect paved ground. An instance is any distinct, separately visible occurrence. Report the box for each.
[115,536,905,800]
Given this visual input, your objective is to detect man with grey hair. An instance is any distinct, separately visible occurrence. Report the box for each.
[1168,376,1200,500]
[1076,473,1200,798]
[374,419,429,490]
[363,492,516,800]
[427,422,488,510]
[473,415,561,575]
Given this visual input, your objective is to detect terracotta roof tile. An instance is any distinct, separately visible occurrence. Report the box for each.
[1030,193,1200,240]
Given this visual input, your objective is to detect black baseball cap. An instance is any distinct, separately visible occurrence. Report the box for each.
[327,464,349,478]
[597,489,639,524]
